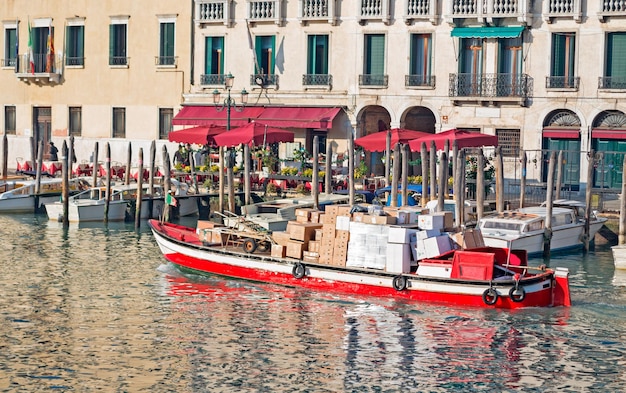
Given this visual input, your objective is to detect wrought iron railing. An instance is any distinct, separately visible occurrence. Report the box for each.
[449,73,531,98]
[65,56,84,66]
[251,74,279,86]
[405,74,436,87]
[545,76,579,89]
[1,58,16,67]
[598,76,626,90]
[359,74,388,87]
[201,74,228,86]
[109,56,129,66]
[302,74,332,86]
[155,56,178,66]
[15,53,62,74]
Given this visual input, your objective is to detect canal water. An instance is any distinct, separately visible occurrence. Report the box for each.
[0,214,624,392]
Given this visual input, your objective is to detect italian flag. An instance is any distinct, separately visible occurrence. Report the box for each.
[166,193,177,207]
[27,21,34,74]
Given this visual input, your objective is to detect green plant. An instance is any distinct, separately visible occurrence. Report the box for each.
[266,182,279,194]
[295,183,309,194]
[210,164,220,172]
[354,161,368,179]
[408,175,422,184]
[465,156,495,196]
[281,166,298,176]
[302,168,313,178]
[293,147,311,170]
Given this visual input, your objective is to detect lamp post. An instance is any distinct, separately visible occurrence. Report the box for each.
[213,73,249,213]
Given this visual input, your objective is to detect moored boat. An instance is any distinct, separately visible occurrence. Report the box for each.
[0,177,89,214]
[45,186,129,222]
[478,204,607,257]
[612,244,626,269]
[149,210,571,309]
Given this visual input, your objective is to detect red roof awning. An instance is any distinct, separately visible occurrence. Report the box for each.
[542,128,580,139]
[255,107,342,129]
[592,129,626,140]
[172,106,265,127]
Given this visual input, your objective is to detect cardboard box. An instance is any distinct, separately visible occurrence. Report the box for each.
[308,240,321,253]
[286,240,307,259]
[336,215,351,231]
[196,220,223,233]
[387,226,419,244]
[272,231,292,246]
[322,224,336,239]
[320,213,336,225]
[295,208,315,221]
[386,243,412,273]
[422,235,452,258]
[314,228,323,241]
[310,211,322,224]
[432,211,454,229]
[271,244,286,258]
[418,214,445,231]
[362,214,397,225]
[416,261,453,278]
[289,222,323,242]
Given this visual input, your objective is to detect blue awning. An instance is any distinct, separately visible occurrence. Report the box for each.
[451,26,525,39]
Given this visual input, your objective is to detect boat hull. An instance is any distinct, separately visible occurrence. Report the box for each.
[46,200,128,222]
[612,245,626,269]
[149,220,566,309]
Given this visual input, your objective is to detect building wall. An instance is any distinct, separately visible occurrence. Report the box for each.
[1,0,191,165]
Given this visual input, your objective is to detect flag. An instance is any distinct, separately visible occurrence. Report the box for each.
[14,19,19,72]
[166,193,177,207]
[27,19,34,74]
[45,24,54,73]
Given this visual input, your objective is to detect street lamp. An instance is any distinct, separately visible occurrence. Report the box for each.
[212,73,249,213]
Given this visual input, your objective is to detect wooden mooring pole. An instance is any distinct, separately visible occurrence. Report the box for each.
[420,142,428,208]
[620,155,626,245]
[543,151,556,259]
[519,150,527,209]
[584,150,595,253]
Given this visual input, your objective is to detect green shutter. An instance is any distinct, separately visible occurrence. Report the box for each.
[205,36,213,74]
[77,26,84,59]
[160,23,174,57]
[308,35,328,74]
[365,34,384,75]
[109,25,114,63]
[256,36,275,75]
[552,33,575,77]
[607,32,626,78]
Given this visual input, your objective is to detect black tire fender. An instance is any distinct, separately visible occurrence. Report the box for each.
[392,275,408,291]
[292,263,306,279]
[509,286,526,303]
[482,288,499,305]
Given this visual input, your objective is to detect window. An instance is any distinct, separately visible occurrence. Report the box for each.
[158,21,175,66]
[112,107,125,138]
[201,36,224,85]
[159,108,173,139]
[603,32,626,89]
[498,37,523,96]
[65,24,84,66]
[361,34,386,86]
[408,33,432,86]
[549,32,576,88]
[4,106,16,135]
[3,25,17,68]
[495,129,520,157]
[304,35,330,85]
[69,107,82,137]
[254,35,277,85]
[109,19,128,66]
[30,25,53,73]
[458,38,483,95]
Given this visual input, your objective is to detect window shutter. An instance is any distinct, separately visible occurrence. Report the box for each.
[205,37,213,74]
[365,34,385,75]
[608,33,626,78]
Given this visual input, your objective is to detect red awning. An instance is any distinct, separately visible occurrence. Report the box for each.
[542,128,580,139]
[592,129,626,139]
[255,107,342,129]
[172,106,265,127]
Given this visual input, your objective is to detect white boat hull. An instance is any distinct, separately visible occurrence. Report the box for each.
[612,245,626,269]
[46,200,128,222]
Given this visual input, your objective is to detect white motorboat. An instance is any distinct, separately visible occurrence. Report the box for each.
[0,177,89,214]
[45,186,129,222]
[612,244,626,270]
[477,204,607,256]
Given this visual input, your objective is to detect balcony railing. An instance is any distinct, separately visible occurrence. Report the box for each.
[196,0,232,26]
[300,0,337,24]
[405,0,437,24]
[1,58,16,67]
[15,53,63,83]
[302,74,332,86]
[545,75,580,89]
[542,0,582,22]
[598,0,626,21]
[598,76,626,90]
[251,73,279,87]
[358,0,390,24]
[65,57,84,66]
[248,0,283,25]
[201,73,228,86]
[359,74,388,87]
[155,56,178,67]
[449,73,530,99]
[446,0,530,23]
[109,56,129,66]
[405,74,436,88]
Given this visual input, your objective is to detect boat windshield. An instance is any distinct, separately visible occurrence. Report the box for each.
[481,221,523,232]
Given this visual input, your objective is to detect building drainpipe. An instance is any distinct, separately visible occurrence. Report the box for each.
[189,0,195,88]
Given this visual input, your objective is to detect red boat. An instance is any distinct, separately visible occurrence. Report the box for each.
[149,219,571,309]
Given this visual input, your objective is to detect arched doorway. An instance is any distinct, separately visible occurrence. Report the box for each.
[357,106,391,176]
[402,107,436,175]
[591,110,626,189]
[542,109,581,190]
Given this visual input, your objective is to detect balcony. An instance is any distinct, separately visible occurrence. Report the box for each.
[196,0,233,26]
[299,0,337,25]
[109,56,129,67]
[542,0,582,23]
[405,74,436,88]
[598,0,626,22]
[65,57,85,67]
[15,54,62,84]
[405,0,438,25]
[449,73,531,105]
[251,73,279,88]
[302,74,333,88]
[1,58,16,68]
[445,0,531,24]
[155,56,178,68]
[201,73,228,86]
[599,76,626,90]
[248,0,283,25]
[545,76,580,90]
[359,74,388,87]
[358,0,390,25]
